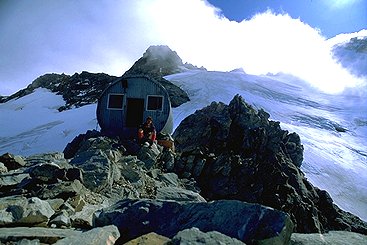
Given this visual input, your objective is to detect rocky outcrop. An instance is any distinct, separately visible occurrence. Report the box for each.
[123,45,195,107]
[2,72,118,111]
[0,153,26,170]
[0,135,206,244]
[291,231,367,245]
[95,199,293,244]
[172,95,367,234]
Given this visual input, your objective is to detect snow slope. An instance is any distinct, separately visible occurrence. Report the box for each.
[0,70,366,222]
[0,88,98,156]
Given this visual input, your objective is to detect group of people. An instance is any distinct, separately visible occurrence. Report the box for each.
[138,116,156,145]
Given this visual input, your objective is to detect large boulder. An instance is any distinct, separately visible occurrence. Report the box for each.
[137,143,162,169]
[63,130,102,159]
[94,199,293,244]
[69,137,124,192]
[0,196,55,227]
[0,153,26,170]
[172,95,367,234]
[290,231,367,245]
[0,227,82,244]
[55,225,120,245]
[171,227,245,245]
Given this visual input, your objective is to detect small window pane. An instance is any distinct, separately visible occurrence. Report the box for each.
[108,94,124,109]
[147,96,163,111]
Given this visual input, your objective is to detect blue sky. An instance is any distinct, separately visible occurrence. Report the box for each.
[0,0,366,95]
[207,0,367,37]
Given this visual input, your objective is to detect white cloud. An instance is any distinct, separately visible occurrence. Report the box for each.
[0,0,365,95]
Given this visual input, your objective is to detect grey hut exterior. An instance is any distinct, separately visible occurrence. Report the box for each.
[97,76,173,138]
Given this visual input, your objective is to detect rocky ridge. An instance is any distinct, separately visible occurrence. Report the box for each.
[172,95,367,234]
[0,132,293,244]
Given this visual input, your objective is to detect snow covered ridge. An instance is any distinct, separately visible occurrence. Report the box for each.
[328,29,367,78]
[1,72,117,111]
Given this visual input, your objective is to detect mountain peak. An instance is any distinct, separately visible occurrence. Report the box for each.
[125,45,203,78]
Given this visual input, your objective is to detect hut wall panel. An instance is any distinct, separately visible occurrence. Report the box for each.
[97,76,173,137]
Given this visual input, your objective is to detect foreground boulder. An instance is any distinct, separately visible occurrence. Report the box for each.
[171,227,245,245]
[0,196,54,227]
[290,231,367,245]
[94,199,293,244]
[0,227,81,244]
[172,95,367,234]
[55,225,120,245]
[69,136,124,192]
[0,153,26,170]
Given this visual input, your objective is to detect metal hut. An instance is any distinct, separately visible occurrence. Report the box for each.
[96,75,173,138]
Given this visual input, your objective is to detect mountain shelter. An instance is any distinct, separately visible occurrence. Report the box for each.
[96,76,173,138]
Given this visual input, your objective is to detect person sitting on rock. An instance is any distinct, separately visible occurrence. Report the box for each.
[138,116,156,145]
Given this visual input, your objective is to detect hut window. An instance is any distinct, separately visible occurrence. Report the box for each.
[147,95,163,111]
[108,94,124,109]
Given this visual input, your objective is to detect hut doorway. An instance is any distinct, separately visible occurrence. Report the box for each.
[126,98,144,127]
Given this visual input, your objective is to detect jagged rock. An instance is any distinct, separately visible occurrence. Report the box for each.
[123,45,192,107]
[172,95,367,234]
[3,72,118,111]
[26,162,64,183]
[171,227,244,245]
[45,199,65,212]
[37,180,86,200]
[290,231,367,245]
[0,171,29,196]
[69,137,124,192]
[156,187,206,202]
[0,162,7,173]
[67,195,85,212]
[0,153,26,170]
[124,232,170,245]
[49,210,71,228]
[63,130,102,159]
[94,199,293,244]
[137,143,162,169]
[156,172,179,187]
[54,225,120,245]
[0,196,54,227]
[70,203,107,228]
[0,227,81,244]
[25,152,69,168]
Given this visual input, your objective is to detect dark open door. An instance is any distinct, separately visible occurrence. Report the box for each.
[126,98,144,127]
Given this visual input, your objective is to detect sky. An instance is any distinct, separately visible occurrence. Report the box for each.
[0,0,366,96]
[208,0,367,37]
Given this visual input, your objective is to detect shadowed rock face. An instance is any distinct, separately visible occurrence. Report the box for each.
[95,198,293,244]
[172,94,367,234]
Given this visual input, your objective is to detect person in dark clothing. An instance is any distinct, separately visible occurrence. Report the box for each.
[138,117,156,145]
